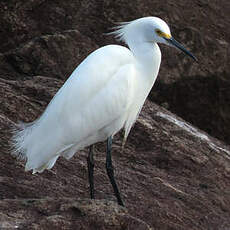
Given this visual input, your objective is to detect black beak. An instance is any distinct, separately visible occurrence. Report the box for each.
[165,37,197,62]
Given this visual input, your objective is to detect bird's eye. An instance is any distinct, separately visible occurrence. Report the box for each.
[155,29,162,36]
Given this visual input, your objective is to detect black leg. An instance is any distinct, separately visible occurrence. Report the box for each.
[87,145,95,199]
[106,136,124,206]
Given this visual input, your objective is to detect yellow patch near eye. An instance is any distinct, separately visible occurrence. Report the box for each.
[155,29,171,39]
[162,32,171,39]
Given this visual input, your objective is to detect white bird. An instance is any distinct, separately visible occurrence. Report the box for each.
[11,17,196,206]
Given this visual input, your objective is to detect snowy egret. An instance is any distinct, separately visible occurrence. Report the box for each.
[11,17,196,206]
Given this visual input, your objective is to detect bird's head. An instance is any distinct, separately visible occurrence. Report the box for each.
[152,18,197,61]
[112,17,197,61]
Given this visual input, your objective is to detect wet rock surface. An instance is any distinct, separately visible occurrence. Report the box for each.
[1,1,230,229]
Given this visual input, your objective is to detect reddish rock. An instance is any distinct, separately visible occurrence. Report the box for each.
[0,198,152,230]
[1,1,230,229]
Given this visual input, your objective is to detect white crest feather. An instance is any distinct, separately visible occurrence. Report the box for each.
[107,21,131,42]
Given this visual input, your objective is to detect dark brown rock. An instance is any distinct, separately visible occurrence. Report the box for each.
[1,1,230,229]
[152,73,230,144]
[1,0,230,144]
[0,198,152,230]
[1,98,230,229]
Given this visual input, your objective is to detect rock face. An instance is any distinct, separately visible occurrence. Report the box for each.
[0,198,152,230]
[1,0,230,144]
[1,99,230,229]
[1,1,230,229]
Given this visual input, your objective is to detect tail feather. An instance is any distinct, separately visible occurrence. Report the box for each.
[11,121,37,161]
[11,121,75,173]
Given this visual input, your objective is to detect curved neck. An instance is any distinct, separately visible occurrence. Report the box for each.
[128,41,161,83]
